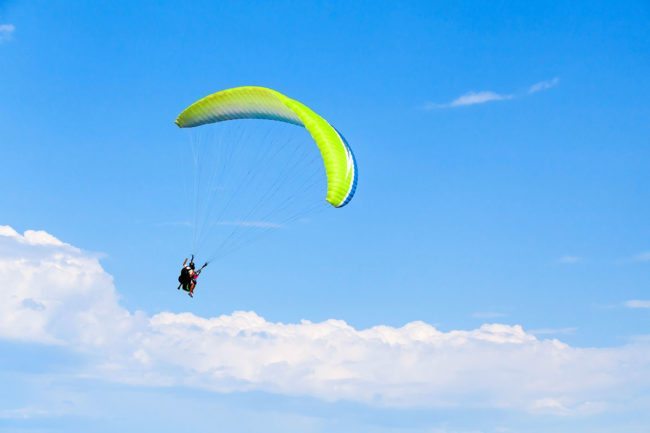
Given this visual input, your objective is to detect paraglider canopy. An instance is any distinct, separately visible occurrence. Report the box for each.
[175,86,357,208]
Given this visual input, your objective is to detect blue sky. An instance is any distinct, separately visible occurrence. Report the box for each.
[1,1,649,432]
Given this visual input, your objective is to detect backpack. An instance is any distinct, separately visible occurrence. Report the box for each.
[178,266,191,284]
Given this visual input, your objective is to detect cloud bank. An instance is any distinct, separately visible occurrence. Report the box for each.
[1,225,649,415]
[426,78,559,109]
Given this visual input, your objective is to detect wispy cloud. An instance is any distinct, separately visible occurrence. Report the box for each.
[427,91,513,109]
[425,77,559,110]
[0,24,15,43]
[624,300,650,309]
[559,256,582,264]
[528,77,560,94]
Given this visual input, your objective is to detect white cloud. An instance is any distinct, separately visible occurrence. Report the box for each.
[0,24,15,43]
[528,77,560,94]
[1,225,650,415]
[426,78,559,110]
[426,91,513,109]
[0,225,140,345]
[445,91,513,107]
[624,300,650,309]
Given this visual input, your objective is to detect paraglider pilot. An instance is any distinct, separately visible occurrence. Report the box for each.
[177,255,208,297]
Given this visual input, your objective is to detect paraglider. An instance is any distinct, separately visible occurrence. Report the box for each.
[174,86,358,296]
